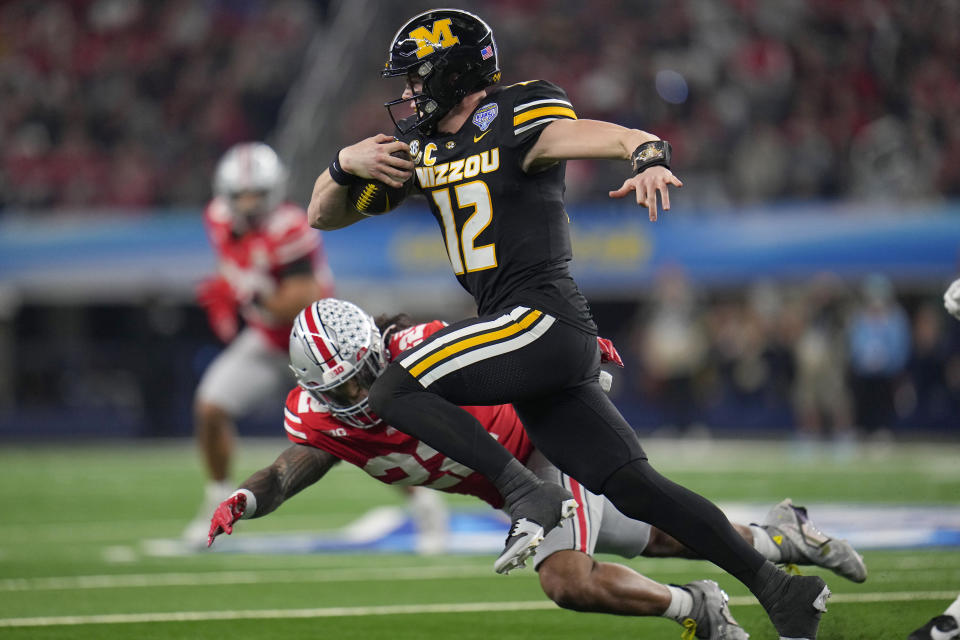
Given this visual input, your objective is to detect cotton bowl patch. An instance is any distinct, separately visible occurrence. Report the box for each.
[472,103,498,132]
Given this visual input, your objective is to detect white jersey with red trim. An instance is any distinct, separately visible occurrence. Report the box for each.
[203,197,334,349]
[282,321,534,508]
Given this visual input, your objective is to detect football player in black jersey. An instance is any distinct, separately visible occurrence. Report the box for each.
[308,9,831,639]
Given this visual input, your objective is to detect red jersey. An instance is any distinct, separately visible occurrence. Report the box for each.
[203,197,334,349]
[282,321,534,508]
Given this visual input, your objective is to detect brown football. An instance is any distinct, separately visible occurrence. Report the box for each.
[347,176,412,215]
[347,151,414,215]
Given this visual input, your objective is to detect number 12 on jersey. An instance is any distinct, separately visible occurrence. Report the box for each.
[431,180,498,274]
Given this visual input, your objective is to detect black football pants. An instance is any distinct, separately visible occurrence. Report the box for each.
[368,306,767,589]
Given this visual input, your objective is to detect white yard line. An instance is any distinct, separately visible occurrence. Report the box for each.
[0,520,358,543]
[0,602,557,628]
[0,565,495,591]
[4,558,960,592]
[1,591,957,628]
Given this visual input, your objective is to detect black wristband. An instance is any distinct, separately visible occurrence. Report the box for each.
[631,140,672,174]
[329,150,360,186]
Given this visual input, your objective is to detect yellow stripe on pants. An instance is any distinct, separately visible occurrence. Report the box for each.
[408,310,543,378]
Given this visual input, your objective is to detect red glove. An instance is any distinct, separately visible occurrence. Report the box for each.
[197,276,239,343]
[597,337,624,368]
[207,491,247,547]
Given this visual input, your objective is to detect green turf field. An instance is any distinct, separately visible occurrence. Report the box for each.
[2,438,958,639]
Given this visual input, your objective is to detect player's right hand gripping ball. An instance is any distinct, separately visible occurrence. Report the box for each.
[347,151,413,215]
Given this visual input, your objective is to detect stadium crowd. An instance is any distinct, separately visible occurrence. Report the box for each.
[2,0,958,211]
[2,0,958,443]
[0,0,326,211]
[614,271,960,441]
[481,0,960,206]
[11,271,959,441]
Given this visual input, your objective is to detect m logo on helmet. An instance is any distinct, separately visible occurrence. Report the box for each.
[409,18,459,58]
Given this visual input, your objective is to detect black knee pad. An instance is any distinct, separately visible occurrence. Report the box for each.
[368,362,418,419]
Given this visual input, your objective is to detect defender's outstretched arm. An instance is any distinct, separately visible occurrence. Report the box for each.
[207,444,338,546]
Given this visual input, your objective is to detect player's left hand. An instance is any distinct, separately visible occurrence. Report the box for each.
[597,337,624,367]
[196,276,239,343]
[945,277,960,320]
[609,166,683,222]
[207,492,247,547]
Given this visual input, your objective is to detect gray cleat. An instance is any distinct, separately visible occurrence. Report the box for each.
[761,498,868,583]
[681,579,750,640]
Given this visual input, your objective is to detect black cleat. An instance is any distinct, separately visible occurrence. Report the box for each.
[494,482,577,574]
[908,615,960,640]
[763,573,831,640]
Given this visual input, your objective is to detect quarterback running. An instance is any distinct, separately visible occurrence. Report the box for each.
[308,9,833,640]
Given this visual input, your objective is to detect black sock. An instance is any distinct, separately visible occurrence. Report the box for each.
[751,560,790,608]
[492,457,544,511]
[602,459,770,591]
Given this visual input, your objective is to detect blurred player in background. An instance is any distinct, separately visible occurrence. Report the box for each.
[208,298,866,640]
[183,141,336,545]
[308,8,831,639]
[186,143,448,551]
[907,279,960,640]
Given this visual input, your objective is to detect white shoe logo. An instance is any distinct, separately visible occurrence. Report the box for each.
[930,626,960,640]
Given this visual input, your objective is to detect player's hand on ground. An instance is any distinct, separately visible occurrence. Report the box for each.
[338,134,415,188]
[609,165,683,222]
[945,277,960,320]
[196,276,239,343]
[207,492,247,547]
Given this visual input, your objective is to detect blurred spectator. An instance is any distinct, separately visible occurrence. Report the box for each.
[632,267,708,434]
[699,281,794,431]
[789,274,855,455]
[846,274,911,436]
[900,302,960,430]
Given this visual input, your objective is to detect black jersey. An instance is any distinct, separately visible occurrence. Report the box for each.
[398,80,596,333]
